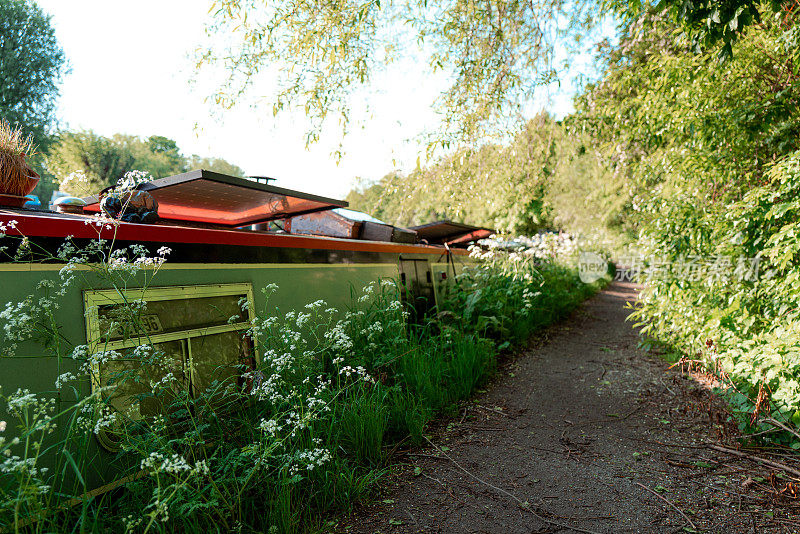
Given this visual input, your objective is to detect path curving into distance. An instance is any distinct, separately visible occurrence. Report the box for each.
[340,282,798,533]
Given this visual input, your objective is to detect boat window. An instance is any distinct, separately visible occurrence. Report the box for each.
[84,284,256,450]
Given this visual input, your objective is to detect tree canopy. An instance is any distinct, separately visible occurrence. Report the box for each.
[199,0,798,153]
[0,0,65,148]
[48,131,246,198]
[198,0,602,149]
[613,0,796,59]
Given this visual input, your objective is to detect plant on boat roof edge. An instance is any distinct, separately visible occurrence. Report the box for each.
[0,119,39,198]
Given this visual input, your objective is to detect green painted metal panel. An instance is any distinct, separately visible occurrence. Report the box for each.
[0,262,400,492]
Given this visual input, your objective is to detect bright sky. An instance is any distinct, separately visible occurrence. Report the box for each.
[37,1,595,199]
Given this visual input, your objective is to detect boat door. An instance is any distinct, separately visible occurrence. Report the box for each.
[399,259,435,323]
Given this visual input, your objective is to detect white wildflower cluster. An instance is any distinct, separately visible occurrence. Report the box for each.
[6,389,35,411]
[283,410,312,438]
[292,444,331,474]
[0,390,56,482]
[338,365,375,384]
[0,237,76,357]
[305,375,331,411]
[0,219,18,238]
[521,287,541,310]
[70,344,89,359]
[60,170,89,194]
[106,245,169,273]
[7,388,56,424]
[72,398,102,432]
[357,282,376,303]
[86,349,123,367]
[305,299,325,310]
[475,232,579,262]
[56,240,78,262]
[55,371,77,389]
[0,454,48,482]
[132,343,153,359]
[387,299,403,311]
[258,418,281,436]
[295,312,312,328]
[0,298,35,353]
[324,322,353,351]
[262,283,279,296]
[263,348,295,373]
[140,451,210,477]
[93,406,120,434]
[249,315,277,337]
[251,371,332,470]
[83,213,119,232]
[361,321,383,340]
[116,170,153,192]
[249,370,287,403]
[150,372,177,390]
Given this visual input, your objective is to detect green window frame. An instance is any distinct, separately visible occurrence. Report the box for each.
[83,283,256,450]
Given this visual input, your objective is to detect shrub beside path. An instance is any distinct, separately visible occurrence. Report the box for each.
[340,282,800,533]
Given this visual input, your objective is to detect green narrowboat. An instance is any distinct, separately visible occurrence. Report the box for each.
[0,170,475,496]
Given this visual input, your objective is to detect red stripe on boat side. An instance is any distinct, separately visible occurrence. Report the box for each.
[0,212,470,256]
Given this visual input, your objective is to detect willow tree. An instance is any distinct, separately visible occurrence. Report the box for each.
[198,1,792,148]
[197,1,607,150]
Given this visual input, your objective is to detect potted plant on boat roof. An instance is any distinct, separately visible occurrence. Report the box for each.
[0,119,40,208]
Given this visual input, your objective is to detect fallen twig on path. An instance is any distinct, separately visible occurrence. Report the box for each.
[626,436,708,449]
[634,481,697,531]
[422,436,602,534]
[473,404,510,417]
[686,478,765,503]
[763,418,800,443]
[406,452,449,461]
[664,459,699,469]
[708,444,800,480]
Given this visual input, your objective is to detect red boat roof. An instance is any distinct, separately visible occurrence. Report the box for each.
[82,170,347,227]
[0,209,467,257]
[410,220,494,245]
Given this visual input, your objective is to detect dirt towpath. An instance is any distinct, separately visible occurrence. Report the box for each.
[340,282,800,533]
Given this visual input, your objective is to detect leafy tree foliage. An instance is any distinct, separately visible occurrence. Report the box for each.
[199,0,603,147]
[348,114,563,233]
[112,134,187,180]
[347,113,624,241]
[613,0,796,59]
[578,5,800,430]
[47,130,245,197]
[186,154,246,177]
[47,131,135,197]
[0,0,65,147]
[346,4,800,434]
